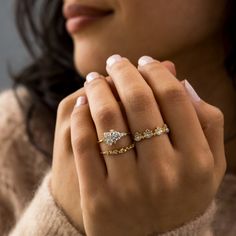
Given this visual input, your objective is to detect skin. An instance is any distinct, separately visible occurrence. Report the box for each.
[66,0,236,171]
[51,0,235,235]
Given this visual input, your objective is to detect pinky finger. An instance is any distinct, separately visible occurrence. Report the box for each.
[182,80,226,184]
[70,96,107,198]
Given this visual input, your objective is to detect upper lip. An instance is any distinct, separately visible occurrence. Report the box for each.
[63,3,114,19]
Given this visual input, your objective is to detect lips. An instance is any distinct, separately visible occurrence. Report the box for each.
[63,4,114,33]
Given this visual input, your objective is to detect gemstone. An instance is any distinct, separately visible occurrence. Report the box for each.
[144,129,153,138]
[103,130,127,146]
[134,132,143,141]
[154,128,163,136]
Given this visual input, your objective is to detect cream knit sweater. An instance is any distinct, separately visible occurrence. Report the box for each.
[0,86,235,236]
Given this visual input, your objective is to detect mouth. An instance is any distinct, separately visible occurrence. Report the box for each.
[63,4,114,34]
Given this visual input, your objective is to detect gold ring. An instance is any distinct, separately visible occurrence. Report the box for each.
[98,129,131,146]
[100,143,135,156]
[133,124,170,142]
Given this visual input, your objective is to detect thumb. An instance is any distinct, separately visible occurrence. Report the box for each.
[181,80,226,184]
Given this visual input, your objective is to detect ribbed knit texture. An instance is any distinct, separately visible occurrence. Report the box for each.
[9,173,83,236]
[0,86,235,236]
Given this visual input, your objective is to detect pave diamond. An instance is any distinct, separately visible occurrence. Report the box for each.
[143,129,153,138]
[154,128,163,136]
[134,132,143,141]
[103,130,127,146]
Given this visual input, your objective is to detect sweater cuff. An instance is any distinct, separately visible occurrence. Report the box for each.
[155,201,216,236]
[10,171,83,236]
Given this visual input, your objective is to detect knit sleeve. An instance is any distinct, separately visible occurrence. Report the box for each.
[0,87,84,235]
[8,172,215,236]
[153,201,216,236]
[9,174,215,236]
[9,172,85,236]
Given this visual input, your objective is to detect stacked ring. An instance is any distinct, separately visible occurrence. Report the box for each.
[100,143,135,156]
[133,124,170,142]
[98,124,170,156]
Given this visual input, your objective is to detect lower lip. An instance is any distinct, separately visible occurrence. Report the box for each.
[66,14,111,34]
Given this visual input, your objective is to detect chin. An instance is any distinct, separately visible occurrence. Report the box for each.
[75,58,109,78]
[73,43,117,78]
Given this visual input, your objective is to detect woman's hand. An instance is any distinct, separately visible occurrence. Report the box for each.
[50,58,176,235]
[70,55,226,236]
[49,71,139,234]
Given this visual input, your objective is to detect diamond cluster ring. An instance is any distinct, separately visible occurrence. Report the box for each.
[98,130,131,146]
[98,124,170,156]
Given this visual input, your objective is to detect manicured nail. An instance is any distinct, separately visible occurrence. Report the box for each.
[86,72,101,83]
[138,56,155,66]
[106,54,122,67]
[75,96,87,108]
[184,80,201,102]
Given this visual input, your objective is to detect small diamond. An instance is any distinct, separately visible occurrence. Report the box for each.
[144,129,153,138]
[154,128,163,136]
[103,130,127,146]
[134,132,143,141]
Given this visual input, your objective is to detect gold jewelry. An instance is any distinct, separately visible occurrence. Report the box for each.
[98,129,130,146]
[100,143,135,156]
[133,124,170,142]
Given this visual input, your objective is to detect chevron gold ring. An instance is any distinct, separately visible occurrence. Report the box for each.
[100,143,135,156]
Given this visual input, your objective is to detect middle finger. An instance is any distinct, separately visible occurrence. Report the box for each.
[105,55,173,164]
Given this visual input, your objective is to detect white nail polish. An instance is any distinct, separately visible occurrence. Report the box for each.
[86,72,101,83]
[75,96,87,108]
[106,54,122,67]
[138,56,155,66]
[184,80,201,102]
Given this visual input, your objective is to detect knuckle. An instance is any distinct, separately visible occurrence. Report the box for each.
[57,96,71,118]
[189,153,214,183]
[70,105,86,123]
[161,84,187,103]
[158,173,177,194]
[198,157,214,179]
[211,107,224,126]
[72,133,90,155]
[150,166,178,196]
[95,104,117,124]
[125,88,153,112]
[201,105,224,132]
[147,62,166,75]
[86,195,110,216]
[118,182,141,201]
[111,60,130,75]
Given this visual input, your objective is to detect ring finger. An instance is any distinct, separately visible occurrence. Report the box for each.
[84,72,137,181]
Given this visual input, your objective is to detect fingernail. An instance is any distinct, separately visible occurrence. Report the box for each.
[86,72,101,83]
[184,80,201,102]
[75,96,87,108]
[138,56,155,66]
[106,54,122,67]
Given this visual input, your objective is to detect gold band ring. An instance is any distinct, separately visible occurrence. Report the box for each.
[133,124,170,142]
